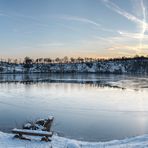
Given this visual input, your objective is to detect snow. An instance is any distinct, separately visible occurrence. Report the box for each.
[12,128,52,135]
[0,59,148,74]
[23,123,32,129]
[48,116,54,120]
[1,131,148,148]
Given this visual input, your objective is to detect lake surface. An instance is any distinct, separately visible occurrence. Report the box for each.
[0,73,148,142]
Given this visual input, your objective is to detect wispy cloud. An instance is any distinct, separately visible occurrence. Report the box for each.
[0,11,8,17]
[0,10,51,29]
[106,44,148,53]
[118,31,148,39]
[59,15,116,33]
[102,0,144,25]
[102,0,148,53]
[59,15,101,27]
[139,0,147,50]
[38,42,65,47]
[0,13,5,16]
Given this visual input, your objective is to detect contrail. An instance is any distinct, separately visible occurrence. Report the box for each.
[102,0,147,53]
[139,0,147,50]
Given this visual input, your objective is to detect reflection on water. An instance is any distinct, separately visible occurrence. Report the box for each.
[0,74,148,141]
[0,73,148,90]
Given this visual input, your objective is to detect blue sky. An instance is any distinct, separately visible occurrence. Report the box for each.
[0,0,148,59]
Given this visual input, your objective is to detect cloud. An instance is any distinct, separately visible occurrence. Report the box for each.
[139,0,147,49]
[0,10,51,29]
[0,13,5,16]
[102,0,145,25]
[102,0,148,51]
[76,29,148,56]
[118,31,148,39]
[106,44,148,52]
[38,42,65,47]
[59,15,116,33]
[0,11,8,17]
[59,15,101,27]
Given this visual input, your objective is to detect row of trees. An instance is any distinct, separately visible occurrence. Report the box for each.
[24,56,100,64]
[0,55,148,65]
[0,56,93,64]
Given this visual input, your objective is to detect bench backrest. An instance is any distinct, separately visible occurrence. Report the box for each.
[43,117,54,132]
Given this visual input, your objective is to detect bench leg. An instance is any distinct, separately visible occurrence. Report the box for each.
[13,133,22,139]
[41,136,51,142]
[13,134,31,141]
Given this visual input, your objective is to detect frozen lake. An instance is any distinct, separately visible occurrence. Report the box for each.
[0,73,148,142]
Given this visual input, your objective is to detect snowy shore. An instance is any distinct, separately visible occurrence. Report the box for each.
[0,58,148,74]
[0,131,148,148]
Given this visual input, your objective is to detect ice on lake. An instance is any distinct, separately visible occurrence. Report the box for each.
[0,73,148,142]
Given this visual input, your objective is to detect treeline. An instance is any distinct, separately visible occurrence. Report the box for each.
[0,55,148,65]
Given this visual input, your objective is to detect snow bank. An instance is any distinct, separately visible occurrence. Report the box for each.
[0,131,148,148]
[0,59,148,74]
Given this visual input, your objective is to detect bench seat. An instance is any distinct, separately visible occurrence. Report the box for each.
[12,128,52,137]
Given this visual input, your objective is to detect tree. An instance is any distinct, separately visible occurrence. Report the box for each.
[47,58,52,64]
[38,58,43,63]
[7,58,11,64]
[23,57,33,72]
[70,57,75,63]
[14,59,18,64]
[43,58,46,64]
[36,59,39,64]
[55,58,60,63]
[24,57,33,65]
[63,56,69,63]
[77,57,84,63]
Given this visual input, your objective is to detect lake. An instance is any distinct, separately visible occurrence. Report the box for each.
[0,73,148,142]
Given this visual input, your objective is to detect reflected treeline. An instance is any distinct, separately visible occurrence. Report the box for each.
[0,73,147,91]
[0,73,127,90]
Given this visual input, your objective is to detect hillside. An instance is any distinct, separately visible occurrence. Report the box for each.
[0,58,148,74]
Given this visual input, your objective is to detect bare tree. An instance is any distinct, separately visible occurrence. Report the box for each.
[77,57,84,63]
[70,57,75,63]
[38,58,43,64]
[47,58,52,64]
[14,59,18,64]
[63,56,68,63]
[55,58,60,63]
[8,58,11,64]
[23,57,33,73]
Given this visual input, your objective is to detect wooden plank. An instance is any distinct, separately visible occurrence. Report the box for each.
[12,128,52,137]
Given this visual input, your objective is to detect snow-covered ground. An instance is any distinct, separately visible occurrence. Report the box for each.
[0,59,148,74]
[1,131,148,148]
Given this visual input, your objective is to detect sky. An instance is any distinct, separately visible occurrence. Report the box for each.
[0,0,148,59]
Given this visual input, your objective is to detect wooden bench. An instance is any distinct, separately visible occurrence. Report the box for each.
[12,128,53,141]
[12,116,54,142]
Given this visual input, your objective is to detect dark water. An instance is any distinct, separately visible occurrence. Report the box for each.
[0,73,148,142]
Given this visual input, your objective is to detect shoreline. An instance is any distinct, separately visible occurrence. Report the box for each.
[0,58,148,74]
[0,131,148,148]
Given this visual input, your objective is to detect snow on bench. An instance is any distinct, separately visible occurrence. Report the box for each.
[12,128,53,141]
[12,116,54,141]
[12,128,53,137]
